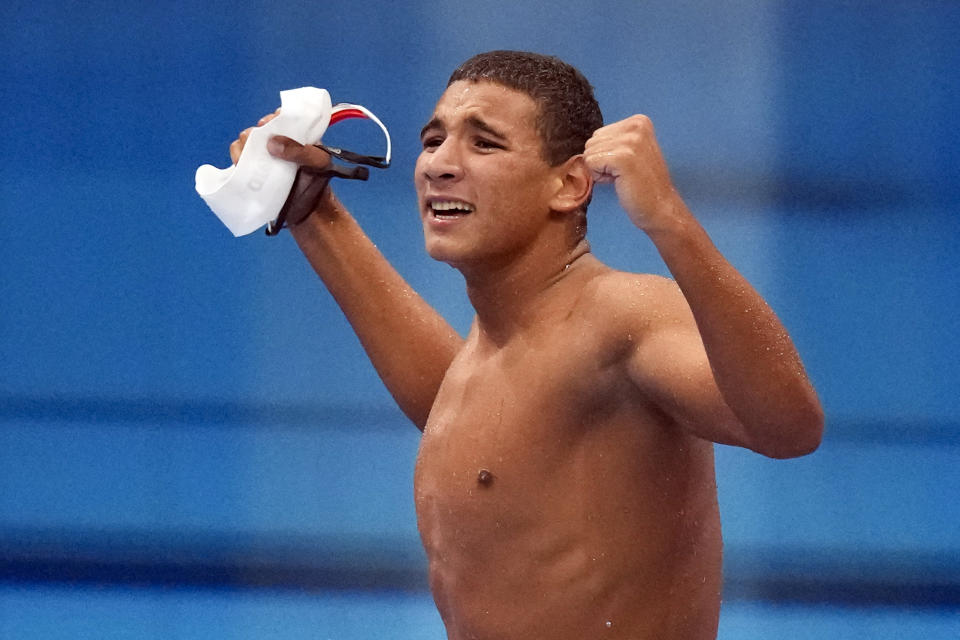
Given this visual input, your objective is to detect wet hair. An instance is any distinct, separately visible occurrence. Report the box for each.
[447,50,604,167]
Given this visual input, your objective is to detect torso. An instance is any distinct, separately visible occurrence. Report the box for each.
[414,260,723,639]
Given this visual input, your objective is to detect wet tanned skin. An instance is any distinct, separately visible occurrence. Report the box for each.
[251,75,822,640]
[416,261,724,639]
[413,82,723,639]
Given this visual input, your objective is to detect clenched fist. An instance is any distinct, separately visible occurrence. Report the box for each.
[583,115,685,233]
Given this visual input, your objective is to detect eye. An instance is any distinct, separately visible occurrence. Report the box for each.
[421,136,443,150]
[474,138,502,150]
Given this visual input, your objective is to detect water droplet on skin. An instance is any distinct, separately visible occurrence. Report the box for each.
[605,620,613,629]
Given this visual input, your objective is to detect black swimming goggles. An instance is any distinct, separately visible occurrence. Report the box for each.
[266,104,391,235]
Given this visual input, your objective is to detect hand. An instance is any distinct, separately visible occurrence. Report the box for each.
[583,115,683,232]
[228,110,337,221]
[229,109,332,170]
[229,109,276,164]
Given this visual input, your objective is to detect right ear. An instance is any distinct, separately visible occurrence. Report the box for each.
[548,154,593,214]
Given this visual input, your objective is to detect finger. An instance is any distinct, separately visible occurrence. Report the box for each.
[229,138,242,165]
[267,135,332,170]
[583,140,619,157]
[592,173,616,185]
[258,108,281,127]
[588,165,616,184]
[228,126,254,164]
[585,121,625,143]
[582,152,618,184]
[238,126,254,146]
[583,134,619,156]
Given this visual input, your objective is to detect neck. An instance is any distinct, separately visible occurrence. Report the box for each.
[462,238,594,346]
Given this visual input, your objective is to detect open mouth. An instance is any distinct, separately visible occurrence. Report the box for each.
[429,199,475,219]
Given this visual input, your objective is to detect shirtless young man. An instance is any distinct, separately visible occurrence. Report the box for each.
[230,51,823,639]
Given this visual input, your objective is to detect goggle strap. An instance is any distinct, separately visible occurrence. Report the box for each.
[265,163,369,236]
[329,103,392,165]
[265,101,390,235]
[314,143,389,169]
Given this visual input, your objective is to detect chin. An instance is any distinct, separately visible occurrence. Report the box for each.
[423,235,477,269]
[424,239,463,265]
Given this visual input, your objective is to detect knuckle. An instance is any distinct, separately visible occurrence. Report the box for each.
[627,114,652,132]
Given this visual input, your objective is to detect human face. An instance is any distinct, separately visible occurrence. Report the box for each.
[415,81,562,269]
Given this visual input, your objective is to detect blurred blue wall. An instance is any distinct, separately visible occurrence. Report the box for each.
[1,0,958,631]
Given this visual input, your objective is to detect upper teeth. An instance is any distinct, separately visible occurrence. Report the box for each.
[431,200,474,212]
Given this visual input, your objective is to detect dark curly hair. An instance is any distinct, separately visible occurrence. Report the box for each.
[447,50,604,168]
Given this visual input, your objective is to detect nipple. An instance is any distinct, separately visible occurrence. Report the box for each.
[477,469,494,486]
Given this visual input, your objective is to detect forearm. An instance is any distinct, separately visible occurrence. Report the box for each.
[647,197,823,457]
[291,193,463,429]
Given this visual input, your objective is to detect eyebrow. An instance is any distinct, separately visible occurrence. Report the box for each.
[419,115,508,141]
[419,117,442,141]
[465,115,507,141]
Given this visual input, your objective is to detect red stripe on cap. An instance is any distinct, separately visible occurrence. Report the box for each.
[330,108,368,125]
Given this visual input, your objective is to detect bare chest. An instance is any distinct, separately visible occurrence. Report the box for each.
[411,325,722,639]
[412,324,630,559]
[419,329,609,482]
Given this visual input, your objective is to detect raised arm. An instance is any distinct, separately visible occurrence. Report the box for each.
[584,116,823,458]
[231,122,463,429]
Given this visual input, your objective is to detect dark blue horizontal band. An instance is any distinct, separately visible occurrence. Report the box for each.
[2,393,957,446]
[2,528,959,608]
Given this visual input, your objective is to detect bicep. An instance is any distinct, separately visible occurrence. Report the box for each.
[625,295,749,448]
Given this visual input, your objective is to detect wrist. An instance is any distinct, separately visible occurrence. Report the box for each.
[290,188,343,227]
[635,189,693,236]
[644,201,715,270]
[290,190,351,245]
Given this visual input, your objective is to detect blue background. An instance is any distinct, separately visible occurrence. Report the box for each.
[1,1,958,637]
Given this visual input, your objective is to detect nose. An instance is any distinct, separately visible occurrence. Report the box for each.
[421,138,463,183]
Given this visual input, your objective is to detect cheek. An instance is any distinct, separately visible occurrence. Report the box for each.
[490,163,552,207]
[413,156,426,189]
[485,160,533,194]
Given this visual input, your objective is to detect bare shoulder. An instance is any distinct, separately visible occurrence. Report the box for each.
[550,265,690,378]
[576,268,693,336]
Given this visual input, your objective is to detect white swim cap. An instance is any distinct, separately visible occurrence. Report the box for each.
[195,87,391,237]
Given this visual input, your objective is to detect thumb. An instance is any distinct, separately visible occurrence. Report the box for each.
[583,150,617,184]
[588,162,617,185]
[267,135,331,169]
